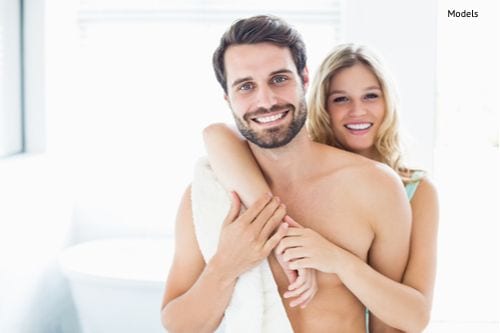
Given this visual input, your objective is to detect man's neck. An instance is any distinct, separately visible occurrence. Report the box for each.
[249,128,316,190]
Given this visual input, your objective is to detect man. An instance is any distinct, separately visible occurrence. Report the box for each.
[161,15,411,332]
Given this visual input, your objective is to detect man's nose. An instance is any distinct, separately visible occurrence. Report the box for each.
[255,85,277,110]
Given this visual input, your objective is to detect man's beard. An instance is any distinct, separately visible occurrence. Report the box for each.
[233,99,307,149]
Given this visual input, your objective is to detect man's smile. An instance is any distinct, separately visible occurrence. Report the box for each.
[252,110,290,125]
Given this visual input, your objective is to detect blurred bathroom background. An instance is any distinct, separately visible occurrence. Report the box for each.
[0,0,498,332]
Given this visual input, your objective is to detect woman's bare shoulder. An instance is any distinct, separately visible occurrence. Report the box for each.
[411,176,439,215]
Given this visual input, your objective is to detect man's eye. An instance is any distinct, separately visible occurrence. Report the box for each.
[239,82,254,91]
[332,96,348,103]
[272,75,288,84]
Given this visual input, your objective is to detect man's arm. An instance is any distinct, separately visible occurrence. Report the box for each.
[161,185,235,333]
[161,186,288,333]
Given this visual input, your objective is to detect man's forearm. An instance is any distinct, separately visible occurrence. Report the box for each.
[162,258,236,333]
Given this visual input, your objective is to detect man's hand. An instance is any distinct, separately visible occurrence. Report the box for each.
[274,216,318,308]
[214,192,289,280]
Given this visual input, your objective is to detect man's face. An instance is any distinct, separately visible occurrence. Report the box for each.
[224,43,308,149]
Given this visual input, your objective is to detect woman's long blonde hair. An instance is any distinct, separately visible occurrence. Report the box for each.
[307,43,415,182]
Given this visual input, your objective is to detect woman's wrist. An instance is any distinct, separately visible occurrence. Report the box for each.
[331,244,357,278]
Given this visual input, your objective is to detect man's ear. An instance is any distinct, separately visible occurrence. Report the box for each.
[224,94,231,107]
[302,66,310,90]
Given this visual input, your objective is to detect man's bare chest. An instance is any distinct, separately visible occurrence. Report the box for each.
[275,189,374,260]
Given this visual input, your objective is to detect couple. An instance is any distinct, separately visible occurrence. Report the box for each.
[161,15,438,333]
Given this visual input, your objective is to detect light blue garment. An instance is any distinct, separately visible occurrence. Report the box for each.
[365,170,425,332]
[405,170,425,201]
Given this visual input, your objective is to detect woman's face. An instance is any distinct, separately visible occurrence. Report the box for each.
[326,63,386,158]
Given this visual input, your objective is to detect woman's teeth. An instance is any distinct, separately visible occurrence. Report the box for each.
[345,123,372,130]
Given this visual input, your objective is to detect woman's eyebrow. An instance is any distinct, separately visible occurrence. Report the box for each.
[328,89,346,96]
[364,86,381,91]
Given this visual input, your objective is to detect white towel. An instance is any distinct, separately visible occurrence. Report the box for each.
[191,157,293,333]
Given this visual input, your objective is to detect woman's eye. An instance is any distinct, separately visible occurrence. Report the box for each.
[332,96,348,103]
[365,93,379,100]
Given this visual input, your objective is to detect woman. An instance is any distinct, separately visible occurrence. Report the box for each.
[203,43,439,332]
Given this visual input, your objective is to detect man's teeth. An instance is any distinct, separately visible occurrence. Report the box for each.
[345,123,372,130]
[255,112,286,124]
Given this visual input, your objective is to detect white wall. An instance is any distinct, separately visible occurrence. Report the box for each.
[432,0,499,328]
[344,0,437,171]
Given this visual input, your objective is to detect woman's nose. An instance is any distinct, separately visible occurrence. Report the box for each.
[349,99,368,117]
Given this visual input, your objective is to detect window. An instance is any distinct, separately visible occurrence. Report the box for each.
[0,0,23,157]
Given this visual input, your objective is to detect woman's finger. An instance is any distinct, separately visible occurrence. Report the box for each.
[283,247,307,262]
[284,215,303,228]
[288,268,306,290]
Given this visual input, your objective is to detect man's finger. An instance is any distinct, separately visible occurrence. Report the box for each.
[258,203,286,240]
[238,192,273,224]
[263,223,288,254]
[223,191,241,226]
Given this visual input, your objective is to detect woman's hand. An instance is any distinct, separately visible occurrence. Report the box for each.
[284,268,317,308]
[276,216,341,274]
[273,216,318,308]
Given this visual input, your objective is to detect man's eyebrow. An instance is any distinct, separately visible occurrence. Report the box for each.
[270,69,294,76]
[230,69,295,88]
[231,77,252,88]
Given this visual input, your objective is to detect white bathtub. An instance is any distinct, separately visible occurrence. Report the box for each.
[59,237,173,333]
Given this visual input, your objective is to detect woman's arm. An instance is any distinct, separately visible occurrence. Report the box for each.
[361,177,438,333]
[203,123,269,207]
[282,178,439,332]
[203,123,317,307]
